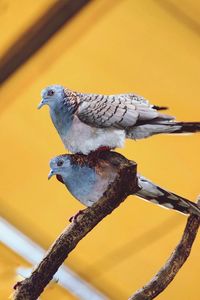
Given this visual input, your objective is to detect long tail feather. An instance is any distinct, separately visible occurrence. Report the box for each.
[170,122,200,133]
[127,121,200,139]
[152,105,168,111]
[136,175,200,216]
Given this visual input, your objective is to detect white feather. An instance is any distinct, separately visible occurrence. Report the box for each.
[61,116,126,154]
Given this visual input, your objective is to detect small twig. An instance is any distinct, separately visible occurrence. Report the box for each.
[129,199,200,300]
[13,151,138,300]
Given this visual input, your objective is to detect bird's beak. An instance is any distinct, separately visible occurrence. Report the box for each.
[37,99,46,109]
[48,169,55,180]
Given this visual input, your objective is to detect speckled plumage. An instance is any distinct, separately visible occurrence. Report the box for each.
[49,154,117,207]
[39,85,200,154]
[48,154,200,216]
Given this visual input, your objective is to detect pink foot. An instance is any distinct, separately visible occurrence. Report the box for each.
[96,146,111,152]
[13,281,22,290]
[69,210,84,223]
[88,146,112,161]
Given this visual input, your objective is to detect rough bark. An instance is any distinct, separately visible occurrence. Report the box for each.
[13,151,138,300]
[12,151,200,300]
[129,199,200,300]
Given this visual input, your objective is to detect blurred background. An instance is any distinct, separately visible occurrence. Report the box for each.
[0,0,200,299]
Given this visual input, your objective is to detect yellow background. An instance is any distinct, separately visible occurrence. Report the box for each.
[1,0,200,299]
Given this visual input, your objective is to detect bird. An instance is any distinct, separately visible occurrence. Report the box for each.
[38,85,200,155]
[48,153,200,217]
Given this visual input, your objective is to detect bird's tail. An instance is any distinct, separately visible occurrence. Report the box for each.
[168,122,200,134]
[152,105,168,111]
[127,121,200,139]
[135,175,200,216]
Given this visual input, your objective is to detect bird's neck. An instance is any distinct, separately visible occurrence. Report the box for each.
[56,174,64,184]
[50,103,74,136]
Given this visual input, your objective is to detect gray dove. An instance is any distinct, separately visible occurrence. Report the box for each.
[48,153,200,217]
[38,85,200,154]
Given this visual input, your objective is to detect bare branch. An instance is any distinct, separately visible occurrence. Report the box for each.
[129,199,200,300]
[13,151,138,300]
[12,150,200,300]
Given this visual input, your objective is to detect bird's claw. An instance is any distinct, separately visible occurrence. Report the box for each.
[88,146,112,161]
[69,210,84,223]
[13,281,23,290]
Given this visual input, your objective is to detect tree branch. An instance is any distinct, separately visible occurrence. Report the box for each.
[13,151,138,300]
[12,151,200,300]
[129,198,200,300]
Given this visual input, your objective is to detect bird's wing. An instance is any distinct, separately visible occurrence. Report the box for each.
[76,93,172,129]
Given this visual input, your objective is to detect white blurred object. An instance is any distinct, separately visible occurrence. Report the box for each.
[0,217,108,300]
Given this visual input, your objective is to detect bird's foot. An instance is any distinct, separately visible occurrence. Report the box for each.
[13,281,23,290]
[88,146,112,161]
[69,210,84,223]
[96,146,112,152]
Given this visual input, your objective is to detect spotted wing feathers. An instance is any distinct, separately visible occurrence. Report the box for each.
[76,93,172,129]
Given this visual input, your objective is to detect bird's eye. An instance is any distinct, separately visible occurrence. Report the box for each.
[47,89,54,96]
[57,160,64,167]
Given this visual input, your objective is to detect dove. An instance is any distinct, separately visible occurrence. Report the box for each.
[48,153,200,217]
[38,85,200,155]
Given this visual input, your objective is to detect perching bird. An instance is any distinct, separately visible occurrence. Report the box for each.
[48,153,200,217]
[38,85,200,155]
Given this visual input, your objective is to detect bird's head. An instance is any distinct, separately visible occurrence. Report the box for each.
[38,85,65,109]
[48,155,72,180]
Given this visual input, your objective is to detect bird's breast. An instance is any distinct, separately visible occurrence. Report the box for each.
[64,165,117,207]
[62,116,126,154]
